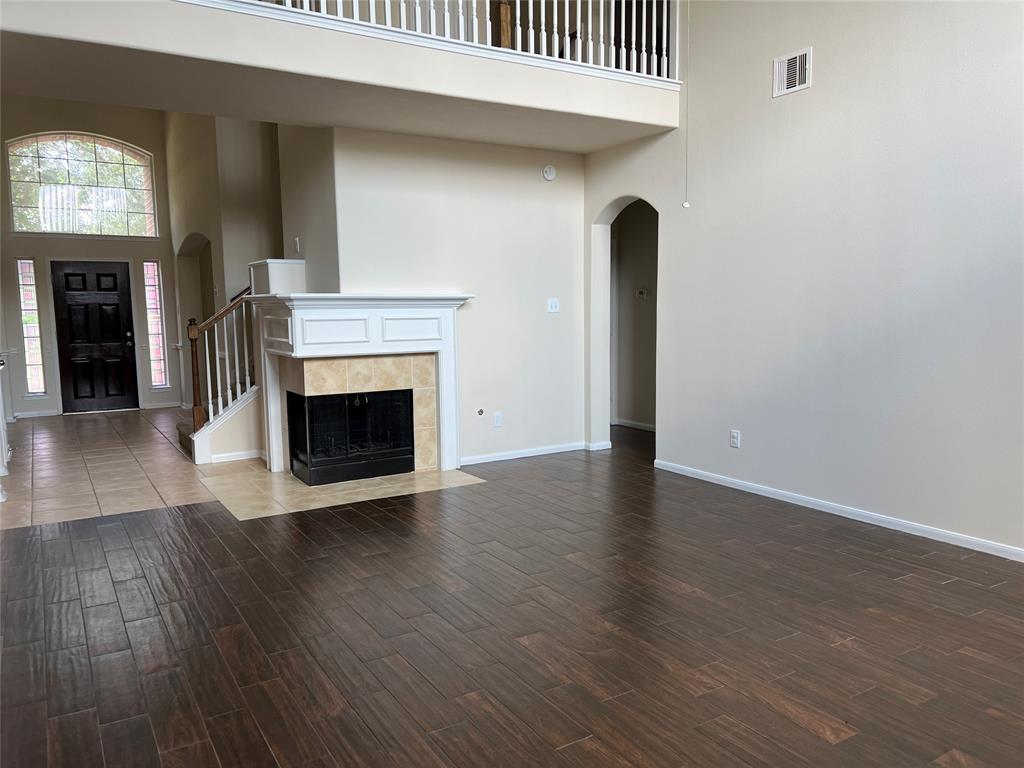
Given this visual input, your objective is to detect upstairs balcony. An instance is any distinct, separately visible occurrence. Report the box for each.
[0,0,681,152]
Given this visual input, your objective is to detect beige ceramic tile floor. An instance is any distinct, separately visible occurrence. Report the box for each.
[0,408,483,529]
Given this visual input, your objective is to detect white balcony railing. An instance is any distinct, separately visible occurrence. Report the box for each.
[233,0,677,82]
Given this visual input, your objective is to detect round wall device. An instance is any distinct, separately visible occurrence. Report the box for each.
[542,164,557,181]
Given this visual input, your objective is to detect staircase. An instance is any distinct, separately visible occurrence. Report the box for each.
[180,286,257,461]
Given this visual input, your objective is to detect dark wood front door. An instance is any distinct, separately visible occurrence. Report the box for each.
[51,261,139,413]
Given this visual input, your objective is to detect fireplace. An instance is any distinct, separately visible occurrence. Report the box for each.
[287,389,414,485]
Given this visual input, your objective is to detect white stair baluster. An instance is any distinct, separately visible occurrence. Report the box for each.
[241,302,251,391]
[471,0,479,43]
[443,0,451,37]
[231,309,241,400]
[368,0,376,24]
[429,0,438,35]
[598,0,604,66]
[485,0,492,46]
[400,0,408,29]
[384,0,392,27]
[204,331,214,421]
[212,325,223,415]
[353,0,360,21]
[457,0,465,39]
[222,321,233,407]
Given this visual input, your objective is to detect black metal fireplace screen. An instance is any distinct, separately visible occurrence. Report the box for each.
[287,389,414,485]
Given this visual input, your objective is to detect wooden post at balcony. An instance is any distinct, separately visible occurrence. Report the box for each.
[491,1,512,48]
[187,318,205,433]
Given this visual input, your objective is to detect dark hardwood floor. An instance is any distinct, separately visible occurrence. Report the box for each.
[2,427,1022,767]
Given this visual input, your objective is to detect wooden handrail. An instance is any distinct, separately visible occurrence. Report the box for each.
[187,286,252,432]
[187,286,252,339]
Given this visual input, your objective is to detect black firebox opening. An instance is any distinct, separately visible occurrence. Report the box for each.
[287,389,415,485]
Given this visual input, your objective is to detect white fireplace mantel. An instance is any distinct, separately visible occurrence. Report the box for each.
[249,292,473,475]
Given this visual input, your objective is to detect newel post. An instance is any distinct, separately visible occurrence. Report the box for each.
[187,318,205,433]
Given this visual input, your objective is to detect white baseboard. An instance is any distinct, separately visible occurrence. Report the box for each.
[211,449,267,464]
[587,441,613,451]
[653,459,1024,562]
[461,442,587,465]
[613,419,655,432]
[12,408,61,419]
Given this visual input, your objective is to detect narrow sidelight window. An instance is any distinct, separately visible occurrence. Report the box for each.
[16,259,45,394]
[143,261,168,387]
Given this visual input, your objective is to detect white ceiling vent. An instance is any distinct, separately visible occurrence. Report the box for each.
[773,47,812,98]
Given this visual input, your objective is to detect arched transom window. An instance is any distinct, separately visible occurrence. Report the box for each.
[7,132,156,237]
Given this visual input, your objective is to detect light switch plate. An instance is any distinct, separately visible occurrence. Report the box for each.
[547,298,560,313]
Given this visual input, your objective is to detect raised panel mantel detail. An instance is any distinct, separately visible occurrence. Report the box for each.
[249,292,473,475]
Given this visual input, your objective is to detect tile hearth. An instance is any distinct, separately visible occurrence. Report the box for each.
[0,409,482,529]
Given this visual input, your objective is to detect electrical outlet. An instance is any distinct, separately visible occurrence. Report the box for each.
[547,298,560,313]
[493,411,503,427]
[294,236,302,254]
[729,430,741,449]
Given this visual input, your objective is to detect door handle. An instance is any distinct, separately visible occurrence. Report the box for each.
[71,357,89,363]
[126,341,134,348]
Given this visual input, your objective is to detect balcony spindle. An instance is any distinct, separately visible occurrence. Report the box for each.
[551,0,559,57]
[471,0,478,43]
[384,0,392,27]
[415,0,423,31]
[640,0,647,74]
[400,0,408,28]
[539,0,547,55]
[562,0,569,60]
[527,0,534,53]
[618,0,625,69]
[353,0,360,21]
[514,0,521,51]
[575,0,581,62]
[598,0,604,65]
[660,0,668,77]
[485,0,491,45]
[457,0,465,39]
[587,0,593,63]
[629,0,636,71]
[443,0,451,38]
[368,0,376,24]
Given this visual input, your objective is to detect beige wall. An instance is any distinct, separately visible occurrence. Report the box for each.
[332,127,585,459]
[215,117,282,300]
[586,1,1023,549]
[612,199,657,429]
[1,94,181,416]
[278,125,341,293]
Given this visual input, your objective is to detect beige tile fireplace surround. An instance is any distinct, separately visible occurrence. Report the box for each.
[280,352,440,471]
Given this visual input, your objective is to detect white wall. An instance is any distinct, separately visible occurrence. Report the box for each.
[612,199,658,429]
[586,1,1023,551]
[1,95,182,416]
[278,125,341,293]
[332,127,585,460]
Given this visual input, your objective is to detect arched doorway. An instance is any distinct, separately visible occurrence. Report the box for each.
[611,199,658,435]
[586,196,659,450]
